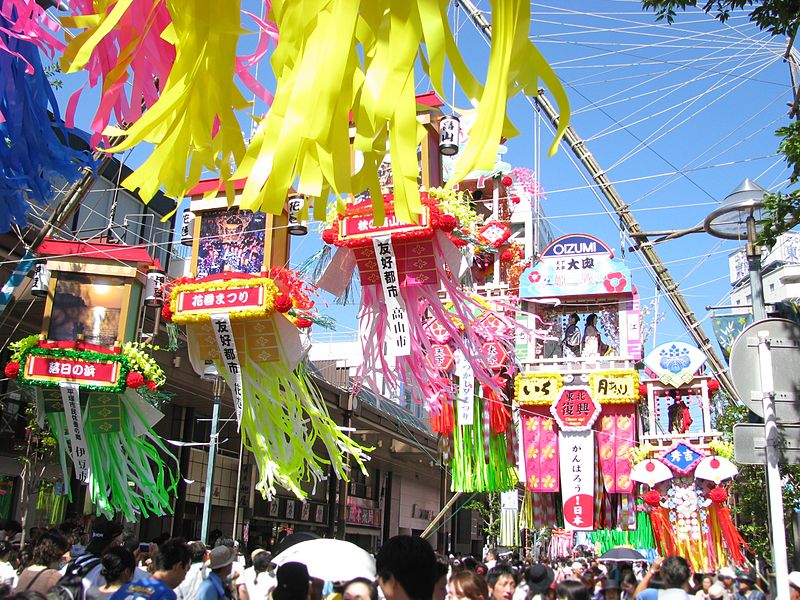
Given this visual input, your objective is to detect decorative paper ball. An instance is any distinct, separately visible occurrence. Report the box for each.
[500,249,514,262]
[295,318,313,329]
[126,372,145,388]
[708,379,720,392]
[4,362,20,379]
[511,196,521,205]
[439,214,457,230]
[161,303,173,322]
[638,383,648,397]
[643,490,661,507]
[708,486,728,504]
[274,294,293,313]
[145,380,158,391]
[321,229,335,244]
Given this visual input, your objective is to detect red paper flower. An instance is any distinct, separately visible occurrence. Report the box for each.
[439,214,457,231]
[295,318,313,329]
[511,196,521,205]
[161,303,173,322]
[126,372,144,389]
[4,362,20,379]
[145,380,158,391]
[528,271,541,283]
[643,490,661,507]
[321,228,335,245]
[603,271,628,293]
[638,383,648,397]
[708,379,720,393]
[500,249,514,262]
[708,486,728,504]
[274,294,293,313]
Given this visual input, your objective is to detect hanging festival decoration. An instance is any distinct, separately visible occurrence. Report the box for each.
[172,189,368,499]
[317,186,519,492]
[3,239,176,519]
[0,2,90,231]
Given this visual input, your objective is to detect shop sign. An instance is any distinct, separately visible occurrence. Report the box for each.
[346,497,381,527]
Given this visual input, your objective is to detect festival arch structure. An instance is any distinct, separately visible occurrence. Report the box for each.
[4,240,176,519]
[514,234,644,555]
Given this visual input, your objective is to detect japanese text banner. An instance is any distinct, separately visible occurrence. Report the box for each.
[559,430,594,531]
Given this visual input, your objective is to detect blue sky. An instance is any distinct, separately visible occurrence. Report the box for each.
[49,0,794,351]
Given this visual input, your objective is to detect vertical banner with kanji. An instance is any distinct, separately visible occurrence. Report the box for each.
[455,349,474,425]
[558,430,594,531]
[520,406,559,492]
[211,314,244,428]
[59,382,91,483]
[372,235,411,357]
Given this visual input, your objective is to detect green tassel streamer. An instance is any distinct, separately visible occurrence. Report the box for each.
[166,323,181,351]
[589,510,656,554]
[450,395,517,492]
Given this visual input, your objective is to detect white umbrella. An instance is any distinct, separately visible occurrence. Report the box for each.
[272,538,375,582]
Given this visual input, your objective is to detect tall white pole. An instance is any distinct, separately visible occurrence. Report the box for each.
[757,331,789,599]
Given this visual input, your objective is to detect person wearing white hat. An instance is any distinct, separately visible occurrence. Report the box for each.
[706,583,726,600]
[197,546,235,600]
[716,567,736,599]
[788,571,800,600]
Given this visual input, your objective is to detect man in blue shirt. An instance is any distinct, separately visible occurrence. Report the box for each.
[633,556,691,600]
[111,539,191,600]
[197,546,234,600]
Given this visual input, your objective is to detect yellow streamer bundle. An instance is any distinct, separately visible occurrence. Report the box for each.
[235,0,570,224]
[99,0,249,205]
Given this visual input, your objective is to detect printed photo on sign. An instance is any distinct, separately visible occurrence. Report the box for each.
[48,273,125,346]
[196,209,267,277]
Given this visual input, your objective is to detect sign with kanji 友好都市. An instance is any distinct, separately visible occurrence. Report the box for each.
[551,387,601,431]
[559,429,595,531]
[373,235,411,356]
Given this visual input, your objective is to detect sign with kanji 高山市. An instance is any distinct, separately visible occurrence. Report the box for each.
[551,387,601,431]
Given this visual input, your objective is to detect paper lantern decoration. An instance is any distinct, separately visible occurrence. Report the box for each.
[2,239,177,519]
[180,209,195,246]
[167,268,368,498]
[438,115,460,156]
[31,262,50,298]
[694,455,738,485]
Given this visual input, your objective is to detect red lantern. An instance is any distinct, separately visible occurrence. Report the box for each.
[643,489,661,507]
[126,372,144,389]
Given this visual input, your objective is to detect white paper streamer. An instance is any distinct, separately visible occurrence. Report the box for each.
[60,382,91,483]
[211,313,244,429]
[372,235,411,357]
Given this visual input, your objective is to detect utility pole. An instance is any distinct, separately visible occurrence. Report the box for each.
[455,0,737,401]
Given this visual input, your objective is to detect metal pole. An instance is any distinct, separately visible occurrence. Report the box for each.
[201,377,224,545]
[746,216,767,322]
[232,437,245,540]
[756,331,789,599]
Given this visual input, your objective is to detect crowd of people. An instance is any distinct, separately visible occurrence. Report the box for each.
[0,519,794,600]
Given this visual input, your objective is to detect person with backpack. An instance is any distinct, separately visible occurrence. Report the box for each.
[15,531,70,595]
[60,517,125,598]
[108,539,191,600]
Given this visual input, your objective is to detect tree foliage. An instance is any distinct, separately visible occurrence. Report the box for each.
[463,493,501,547]
[641,0,800,246]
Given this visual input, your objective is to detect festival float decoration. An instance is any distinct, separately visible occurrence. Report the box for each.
[515,234,643,531]
[171,185,368,498]
[3,239,176,519]
[631,341,746,571]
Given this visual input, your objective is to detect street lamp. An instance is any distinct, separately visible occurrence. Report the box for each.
[703,178,767,321]
[200,362,226,545]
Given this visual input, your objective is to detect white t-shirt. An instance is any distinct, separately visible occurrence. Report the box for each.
[175,562,206,600]
[240,567,275,600]
[0,560,18,588]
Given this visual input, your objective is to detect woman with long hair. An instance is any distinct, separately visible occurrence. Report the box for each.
[14,531,69,595]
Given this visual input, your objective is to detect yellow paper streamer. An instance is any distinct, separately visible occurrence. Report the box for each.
[235,0,570,225]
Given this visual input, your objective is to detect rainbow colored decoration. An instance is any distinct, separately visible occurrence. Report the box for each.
[318,191,518,491]
[166,268,369,499]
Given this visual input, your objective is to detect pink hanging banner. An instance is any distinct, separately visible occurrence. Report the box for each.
[596,404,636,494]
[521,406,560,493]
